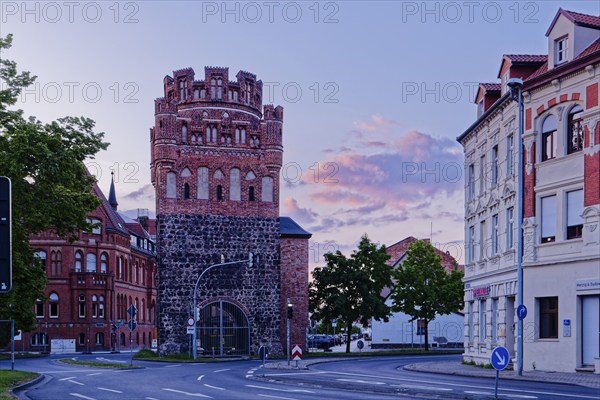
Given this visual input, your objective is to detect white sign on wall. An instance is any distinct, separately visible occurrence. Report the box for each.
[576,278,600,291]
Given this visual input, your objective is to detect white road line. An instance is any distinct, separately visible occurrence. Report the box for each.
[257,395,297,400]
[86,373,102,376]
[69,393,95,400]
[145,398,160,400]
[97,387,123,394]
[263,372,327,377]
[59,376,76,381]
[336,378,385,385]
[325,371,597,399]
[503,395,538,399]
[245,385,315,394]
[164,364,181,368]
[392,384,452,392]
[68,380,84,386]
[246,375,252,378]
[162,388,212,398]
[212,368,230,373]
[197,374,205,381]
[465,391,494,395]
[203,384,225,390]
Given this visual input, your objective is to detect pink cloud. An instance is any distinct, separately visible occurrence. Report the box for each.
[283,196,319,223]
[354,115,397,132]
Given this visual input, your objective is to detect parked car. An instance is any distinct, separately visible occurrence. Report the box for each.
[308,334,334,349]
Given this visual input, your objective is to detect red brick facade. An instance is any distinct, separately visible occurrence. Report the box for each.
[280,237,309,350]
[23,181,157,353]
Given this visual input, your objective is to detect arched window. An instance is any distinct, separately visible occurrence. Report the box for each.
[95,332,104,346]
[210,78,216,99]
[261,176,274,202]
[230,168,241,201]
[194,89,199,99]
[235,128,240,144]
[142,298,146,322]
[245,82,251,104]
[206,126,211,143]
[49,292,59,318]
[178,79,187,100]
[99,295,105,318]
[78,294,86,318]
[100,253,108,273]
[92,295,98,318]
[241,128,246,144]
[50,251,62,276]
[249,186,255,202]
[567,105,584,154]
[118,256,123,279]
[541,115,557,161]
[228,90,233,100]
[211,127,218,143]
[166,172,177,198]
[184,183,190,199]
[75,251,83,272]
[217,185,223,201]
[200,89,206,99]
[86,253,96,272]
[34,250,46,271]
[191,135,196,144]
[198,167,209,199]
[217,79,223,100]
[182,124,187,143]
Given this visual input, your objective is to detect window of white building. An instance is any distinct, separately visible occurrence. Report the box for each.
[506,135,514,177]
[491,145,498,186]
[541,195,557,243]
[541,115,557,161]
[566,189,583,239]
[555,36,568,65]
[479,300,487,340]
[506,207,514,250]
[491,214,499,255]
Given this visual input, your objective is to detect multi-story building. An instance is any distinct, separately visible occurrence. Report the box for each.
[151,67,310,356]
[458,8,599,372]
[25,176,157,353]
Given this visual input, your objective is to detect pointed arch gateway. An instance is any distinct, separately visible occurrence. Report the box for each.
[196,300,250,356]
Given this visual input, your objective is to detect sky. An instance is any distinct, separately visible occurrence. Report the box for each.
[1,0,599,268]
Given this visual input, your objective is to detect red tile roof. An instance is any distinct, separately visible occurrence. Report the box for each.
[480,83,501,91]
[576,37,600,59]
[546,8,600,36]
[504,54,548,63]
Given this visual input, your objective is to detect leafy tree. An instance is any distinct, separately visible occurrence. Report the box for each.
[0,34,108,346]
[390,240,464,350]
[309,234,392,352]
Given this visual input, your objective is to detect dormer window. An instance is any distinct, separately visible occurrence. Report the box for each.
[502,71,510,94]
[555,36,568,65]
[477,100,484,118]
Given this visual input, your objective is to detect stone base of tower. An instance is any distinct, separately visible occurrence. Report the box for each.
[157,213,284,356]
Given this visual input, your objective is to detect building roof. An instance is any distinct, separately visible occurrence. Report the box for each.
[480,83,501,92]
[504,54,548,63]
[546,8,600,36]
[90,180,130,236]
[108,172,118,210]
[279,217,312,239]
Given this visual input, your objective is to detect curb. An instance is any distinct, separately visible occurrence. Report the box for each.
[10,374,45,399]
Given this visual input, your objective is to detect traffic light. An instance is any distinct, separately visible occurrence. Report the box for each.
[248,252,259,268]
[287,303,293,319]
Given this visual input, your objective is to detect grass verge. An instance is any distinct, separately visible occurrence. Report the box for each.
[133,349,250,363]
[0,353,48,360]
[304,349,463,358]
[461,359,495,369]
[58,359,141,369]
[0,370,39,400]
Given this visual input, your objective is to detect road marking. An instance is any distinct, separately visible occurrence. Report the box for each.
[203,384,225,390]
[503,395,538,399]
[392,384,452,392]
[465,391,494,396]
[95,357,126,364]
[336,378,385,385]
[245,385,314,394]
[68,380,84,386]
[59,376,77,381]
[145,398,160,400]
[212,368,230,373]
[257,395,297,400]
[162,388,212,398]
[164,364,181,368]
[86,373,102,376]
[197,374,205,381]
[69,393,95,400]
[97,387,123,394]
[263,372,327,377]
[323,371,596,399]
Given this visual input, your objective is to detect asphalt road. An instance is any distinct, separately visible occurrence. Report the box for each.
[3,353,599,400]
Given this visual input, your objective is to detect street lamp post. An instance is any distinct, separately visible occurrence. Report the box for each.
[287,298,293,366]
[192,253,254,360]
[508,77,524,376]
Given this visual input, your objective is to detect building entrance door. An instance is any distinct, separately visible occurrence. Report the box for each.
[582,295,599,365]
[198,300,250,356]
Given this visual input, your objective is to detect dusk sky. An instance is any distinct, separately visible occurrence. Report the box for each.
[2,0,599,267]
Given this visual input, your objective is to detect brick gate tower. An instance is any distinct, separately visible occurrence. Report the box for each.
[151,67,288,355]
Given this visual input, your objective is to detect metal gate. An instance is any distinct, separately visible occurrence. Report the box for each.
[198,301,250,356]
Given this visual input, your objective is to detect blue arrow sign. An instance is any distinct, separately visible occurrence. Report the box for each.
[490,346,510,370]
[517,304,527,320]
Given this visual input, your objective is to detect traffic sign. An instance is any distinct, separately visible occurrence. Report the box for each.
[490,346,510,370]
[128,320,138,331]
[356,339,364,350]
[291,344,302,361]
[517,304,527,320]
[186,326,195,335]
[128,304,137,319]
[187,317,195,326]
[332,319,337,328]
[0,177,12,293]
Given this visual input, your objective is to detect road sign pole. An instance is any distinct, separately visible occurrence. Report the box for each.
[494,369,499,399]
[11,319,15,371]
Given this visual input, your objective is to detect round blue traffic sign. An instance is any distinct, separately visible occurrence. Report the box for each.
[357,339,364,349]
[517,304,527,320]
[490,346,510,370]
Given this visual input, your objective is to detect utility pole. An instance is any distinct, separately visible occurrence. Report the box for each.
[287,298,293,366]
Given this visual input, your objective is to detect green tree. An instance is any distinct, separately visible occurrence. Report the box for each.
[390,240,464,350]
[309,234,392,353]
[0,34,108,346]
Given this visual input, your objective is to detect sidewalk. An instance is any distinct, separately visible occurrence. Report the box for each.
[404,361,600,390]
